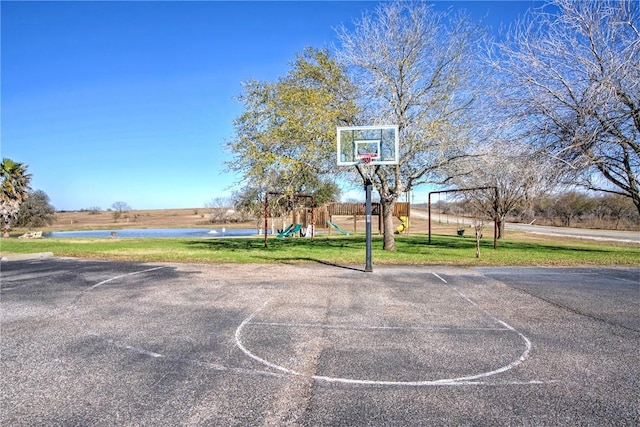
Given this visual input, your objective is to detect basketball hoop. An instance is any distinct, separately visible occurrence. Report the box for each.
[358,153,378,164]
[336,125,399,273]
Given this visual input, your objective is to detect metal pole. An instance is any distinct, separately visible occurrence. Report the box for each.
[428,192,432,244]
[365,179,373,272]
[264,191,269,248]
[406,190,411,235]
[494,186,499,249]
[311,196,315,241]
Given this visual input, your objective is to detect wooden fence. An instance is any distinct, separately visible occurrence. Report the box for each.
[276,202,411,235]
[313,202,410,234]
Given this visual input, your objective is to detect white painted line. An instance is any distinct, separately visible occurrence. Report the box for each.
[234,301,300,377]
[432,272,447,283]
[68,266,170,310]
[235,278,538,387]
[89,331,164,358]
[79,265,539,386]
[250,322,510,332]
[433,276,533,382]
[78,266,287,380]
[2,283,34,291]
[87,331,286,379]
[87,266,168,291]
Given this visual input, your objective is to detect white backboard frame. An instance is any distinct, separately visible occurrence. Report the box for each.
[337,125,399,166]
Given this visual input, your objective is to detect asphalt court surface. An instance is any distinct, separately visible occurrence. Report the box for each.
[1,258,638,425]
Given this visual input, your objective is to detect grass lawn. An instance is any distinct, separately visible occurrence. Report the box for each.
[1,233,638,266]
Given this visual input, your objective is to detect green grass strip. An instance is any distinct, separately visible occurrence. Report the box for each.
[2,234,638,266]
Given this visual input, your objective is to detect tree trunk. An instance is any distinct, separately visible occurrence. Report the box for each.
[3,218,11,238]
[381,200,396,251]
[632,196,640,220]
[497,215,506,239]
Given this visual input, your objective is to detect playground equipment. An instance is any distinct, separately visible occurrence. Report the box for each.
[321,202,409,235]
[395,216,410,234]
[276,224,294,238]
[427,186,498,249]
[397,216,409,233]
[327,220,350,235]
[277,224,302,238]
[264,192,314,248]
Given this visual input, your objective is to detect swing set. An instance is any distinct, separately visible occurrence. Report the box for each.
[264,191,315,248]
[427,186,499,249]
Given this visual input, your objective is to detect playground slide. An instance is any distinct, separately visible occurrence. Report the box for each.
[327,220,349,235]
[277,224,302,238]
[396,216,410,233]
[276,224,294,238]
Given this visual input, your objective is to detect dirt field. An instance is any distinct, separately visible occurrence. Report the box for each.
[49,208,228,231]
[45,208,436,235]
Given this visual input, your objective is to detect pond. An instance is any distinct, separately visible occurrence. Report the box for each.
[44,228,261,239]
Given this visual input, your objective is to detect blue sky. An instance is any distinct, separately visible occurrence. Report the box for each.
[2,1,542,211]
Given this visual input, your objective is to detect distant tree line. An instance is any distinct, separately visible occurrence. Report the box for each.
[433,191,638,231]
[527,193,638,230]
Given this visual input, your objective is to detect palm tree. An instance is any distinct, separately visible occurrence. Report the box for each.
[1,158,32,237]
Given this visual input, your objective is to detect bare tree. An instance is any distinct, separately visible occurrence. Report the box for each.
[452,141,560,238]
[111,201,131,223]
[552,191,597,227]
[336,1,484,250]
[489,0,640,214]
[205,197,232,224]
[599,193,638,229]
[474,216,485,259]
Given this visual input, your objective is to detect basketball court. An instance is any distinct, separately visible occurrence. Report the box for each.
[2,257,638,425]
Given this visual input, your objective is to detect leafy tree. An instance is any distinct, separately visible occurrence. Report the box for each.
[310,179,341,207]
[489,0,640,215]
[233,187,265,229]
[226,47,359,196]
[227,47,348,229]
[14,189,55,228]
[1,158,32,237]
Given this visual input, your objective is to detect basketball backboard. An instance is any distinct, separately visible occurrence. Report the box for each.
[337,125,399,166]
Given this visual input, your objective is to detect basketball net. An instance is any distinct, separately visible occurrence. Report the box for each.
[356,153,377,184]
[358,153,377,164]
